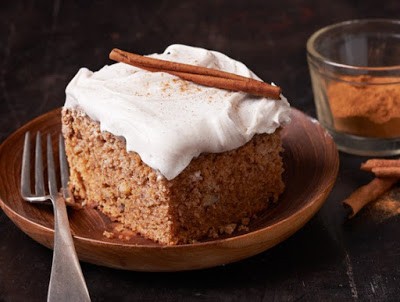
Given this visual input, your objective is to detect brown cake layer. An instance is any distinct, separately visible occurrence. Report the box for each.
[62,108,285,245]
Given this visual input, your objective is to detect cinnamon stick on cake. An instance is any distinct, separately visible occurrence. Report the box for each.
[62,44,291,245]
[109,48,282,99]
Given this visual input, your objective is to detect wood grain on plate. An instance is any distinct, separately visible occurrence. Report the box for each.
[0,108,339,272]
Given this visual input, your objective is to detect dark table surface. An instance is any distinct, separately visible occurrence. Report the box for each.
[1,1,400,301]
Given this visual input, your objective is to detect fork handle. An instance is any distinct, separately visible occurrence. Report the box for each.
[48,194,91,302]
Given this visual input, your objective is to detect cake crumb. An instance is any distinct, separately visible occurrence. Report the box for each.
[208,228,219,239]
[114,224,125,233]
[241,217,250,225]
[103,231,115,239]
[220,223,237,235]
[112,223,136,241]
[238,224,249,232]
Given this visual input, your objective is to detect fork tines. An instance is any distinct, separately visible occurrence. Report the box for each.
[21,132,73,204]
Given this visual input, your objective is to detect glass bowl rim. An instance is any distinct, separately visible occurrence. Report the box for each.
[306,18,400,71]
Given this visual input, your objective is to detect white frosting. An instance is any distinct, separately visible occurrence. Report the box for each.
[64,44,291,180]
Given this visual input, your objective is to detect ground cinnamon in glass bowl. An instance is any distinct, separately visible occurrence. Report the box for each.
[328,75,400,138]
[307,19,400,156]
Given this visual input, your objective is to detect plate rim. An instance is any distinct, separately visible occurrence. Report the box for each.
[0,107,339,268]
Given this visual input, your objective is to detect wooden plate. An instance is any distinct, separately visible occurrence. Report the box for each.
[0,108,339,272]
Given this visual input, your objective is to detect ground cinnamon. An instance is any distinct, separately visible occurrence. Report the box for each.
[372,188,400,220]
[327,75,400,138]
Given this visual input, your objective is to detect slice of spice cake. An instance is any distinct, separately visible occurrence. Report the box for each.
[62,44,291,245]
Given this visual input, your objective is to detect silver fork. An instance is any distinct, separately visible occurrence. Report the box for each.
[21,132,91,302]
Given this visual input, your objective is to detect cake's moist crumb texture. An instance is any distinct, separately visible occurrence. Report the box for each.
[62,108,285,245]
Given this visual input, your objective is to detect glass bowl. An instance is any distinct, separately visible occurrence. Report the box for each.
[307,19,400,156]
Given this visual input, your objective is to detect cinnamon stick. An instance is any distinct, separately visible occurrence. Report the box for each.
[361,159,400,171]
[109,48,281,99]
[342,177,397,218]
[371,167,400,178]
